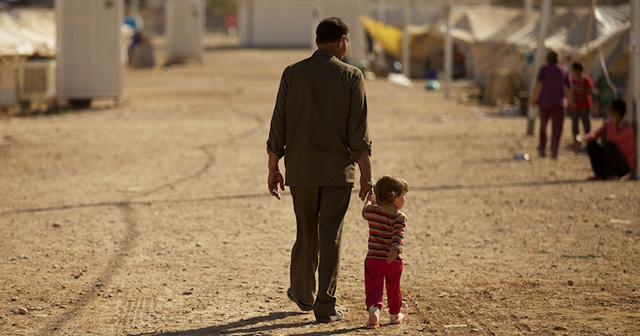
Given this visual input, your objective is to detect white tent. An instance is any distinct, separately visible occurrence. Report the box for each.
[0,9,55,57]
[413,5,630,86]
[363,5,630,104]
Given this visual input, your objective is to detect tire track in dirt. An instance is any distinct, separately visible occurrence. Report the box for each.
[118,296,161,335]
[3,178,589,217]
[43,203,138,335]
[1,193,269,216]
[31,120,265,335]
[130,126,262,200]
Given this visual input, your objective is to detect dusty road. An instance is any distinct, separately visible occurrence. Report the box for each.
[1,38,639,336]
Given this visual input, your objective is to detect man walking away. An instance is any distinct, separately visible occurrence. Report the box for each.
[266,17,374,323]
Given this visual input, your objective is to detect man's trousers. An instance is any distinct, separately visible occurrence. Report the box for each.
[289,186,352,318]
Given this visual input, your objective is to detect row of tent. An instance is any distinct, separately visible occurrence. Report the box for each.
[362,4,630,103]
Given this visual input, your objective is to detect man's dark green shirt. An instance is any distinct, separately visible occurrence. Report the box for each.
[267,49,371,186]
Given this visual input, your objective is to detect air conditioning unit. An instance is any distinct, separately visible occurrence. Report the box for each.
[17,60,57,103]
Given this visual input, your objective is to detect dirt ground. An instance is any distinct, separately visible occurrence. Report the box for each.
[1,36,639,336]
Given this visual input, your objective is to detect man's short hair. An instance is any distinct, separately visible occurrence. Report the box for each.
[611,100,626,118]
[316,17,349,44]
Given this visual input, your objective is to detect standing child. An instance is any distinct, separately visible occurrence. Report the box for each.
[568,62,595,149]
[362,175,409,329]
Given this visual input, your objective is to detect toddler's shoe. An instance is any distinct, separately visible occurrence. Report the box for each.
[366,306,380,329]
[390,312,406,324]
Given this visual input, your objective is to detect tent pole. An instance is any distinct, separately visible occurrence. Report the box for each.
[378,0,385,23]
[631,0,640,179]
[132,0,139,16]
[311,0,321,50]
[355,0,364,62]
[444,0,452,99]
[376,0,386,74]
[527,0,551,135]
[585,0,596,70]
[402,0,410,77]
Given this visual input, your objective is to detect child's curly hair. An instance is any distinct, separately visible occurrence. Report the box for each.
[375,175,409,205]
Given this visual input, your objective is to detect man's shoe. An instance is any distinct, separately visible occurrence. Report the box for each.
[287,290,314,312]
[316,310,344,323]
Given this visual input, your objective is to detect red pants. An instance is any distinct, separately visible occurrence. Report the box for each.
[365,258,403,314]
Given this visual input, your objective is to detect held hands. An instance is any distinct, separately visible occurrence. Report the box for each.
[359,174,375,201]
[268,170,284,200]
[365,191,376,204]
[386,249,399,264]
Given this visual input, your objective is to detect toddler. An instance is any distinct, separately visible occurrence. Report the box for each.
[362,175,409,328]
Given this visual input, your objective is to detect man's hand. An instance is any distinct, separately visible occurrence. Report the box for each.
[357,154,374,201]
[268,170,285,200]
[386,249,399,264]
[359,174,374,201]
[268,151,284,200]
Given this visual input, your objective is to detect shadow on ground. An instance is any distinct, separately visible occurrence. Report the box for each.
[132,311,365,336]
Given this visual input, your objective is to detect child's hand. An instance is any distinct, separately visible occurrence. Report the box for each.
[367,192,375,203]
[364,191,375,204]
[386,249,399,264]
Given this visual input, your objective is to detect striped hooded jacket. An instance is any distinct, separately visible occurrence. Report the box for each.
[362,202,407,263]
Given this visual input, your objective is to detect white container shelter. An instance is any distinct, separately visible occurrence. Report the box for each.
[238,0,316,48]
[237,0,365,63]
[165,0,205,63]
[56,0,124,104]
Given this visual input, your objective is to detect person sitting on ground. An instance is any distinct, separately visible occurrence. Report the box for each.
[568,62,596,150]
[585,100,635,180]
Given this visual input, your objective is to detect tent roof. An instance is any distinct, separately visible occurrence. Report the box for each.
[0,9,55,57]
[435,5,630,56]
[363,4,630,59]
